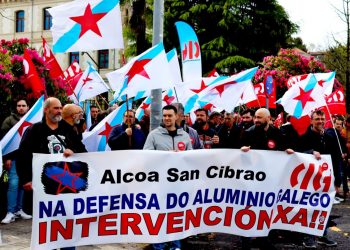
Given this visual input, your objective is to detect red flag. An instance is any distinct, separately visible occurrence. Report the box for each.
[246,82,276,108]
[23,49,46,97]
[326,87,346,115]
[290,115,311,136]
[42,37,63,79]
[63,61,83,95]
[273,112,284,128]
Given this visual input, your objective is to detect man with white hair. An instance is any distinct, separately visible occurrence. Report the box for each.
[16,97,86,215]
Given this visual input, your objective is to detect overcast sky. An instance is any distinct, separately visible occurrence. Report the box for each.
[278,0,346,51]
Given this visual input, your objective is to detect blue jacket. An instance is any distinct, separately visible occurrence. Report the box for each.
[108,123,146,150]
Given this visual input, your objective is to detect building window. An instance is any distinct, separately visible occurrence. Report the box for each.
[43,8,52,30]
[15,10,25,32]
[98,50,109,69]
[69,52,79,64]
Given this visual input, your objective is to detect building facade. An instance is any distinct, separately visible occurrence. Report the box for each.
[0,0,130,78]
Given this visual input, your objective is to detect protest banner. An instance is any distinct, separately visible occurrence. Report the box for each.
[32,149,335,249]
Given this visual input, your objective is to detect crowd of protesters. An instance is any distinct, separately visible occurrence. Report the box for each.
[1,97,349,250]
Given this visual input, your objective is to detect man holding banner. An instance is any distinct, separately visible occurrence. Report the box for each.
[144,104,192,250]
[16,97,87,215]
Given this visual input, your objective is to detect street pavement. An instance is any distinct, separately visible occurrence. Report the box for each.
[0,198,349,249]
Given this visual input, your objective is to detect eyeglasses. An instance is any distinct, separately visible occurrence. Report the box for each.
[124,115,135,118]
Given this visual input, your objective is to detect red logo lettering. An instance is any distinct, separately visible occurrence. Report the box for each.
[290,163,332,192]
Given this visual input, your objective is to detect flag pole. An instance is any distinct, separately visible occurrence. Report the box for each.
[93,97,103,111]
[173,87,179,103]
[125,94,132,148]
[324,103,344,156]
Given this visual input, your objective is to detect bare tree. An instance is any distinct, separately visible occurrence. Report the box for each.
[333,0,350,112]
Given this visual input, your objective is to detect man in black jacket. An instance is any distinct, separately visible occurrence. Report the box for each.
[241,108,293,153]
[297,110,337,248]
[108,110,146,150]
[16,97,87,215]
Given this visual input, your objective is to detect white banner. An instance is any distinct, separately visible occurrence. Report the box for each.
[32,149,335,249]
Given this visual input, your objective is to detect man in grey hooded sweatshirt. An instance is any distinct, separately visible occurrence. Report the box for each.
[143,104,192,250]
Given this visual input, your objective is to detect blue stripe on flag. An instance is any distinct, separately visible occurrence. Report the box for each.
[167,48,176,61]
[235,67,258,82]
[26,96,44,120]
[2,96,44,154]
[293,102,303,118]
[53,0,120,52]
[97,102,127,151]
[325,71,335,82]
[184,94,199,114]
[139,43,163,60]
[304,75,317,92]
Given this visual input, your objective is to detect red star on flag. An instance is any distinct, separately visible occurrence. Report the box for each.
[70,4,107,38]
[318,80,325,87]
[163,95,175,105]
[203,103,215,111]
[293,87,315,108]
[214,81,236,97]
[140,103,150,110]
[125,59,151,84]
[82,76,92,86]
[50,162,82,195]
[191,80,207,94]
[98,122,113,139]
[18,121,32,136]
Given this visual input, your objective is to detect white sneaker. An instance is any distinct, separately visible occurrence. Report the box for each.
[333,199,341,204]
[335,196,344,202]
[1,212,16,224]
[15,209,32,220]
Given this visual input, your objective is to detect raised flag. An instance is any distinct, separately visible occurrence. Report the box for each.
[162,89,176,105]
[63,61,83,96]
[23,49,46,97]
[82,102,128,152]
[167,48,182,84]
[85,101,92,131]
[72,62,109,103]
[1,96,44,155]
[326,87,346,115]
[274,112,284,128]
[42,37,63,78]
[135,96,151,121]
[175,21,202,81]
[106,43,173,99]
[185,67,258,113]
[277,74,326,119]
[48,0,124,53]
[246,82,276,108]
[237,81,258,107]
[287,72,335,96]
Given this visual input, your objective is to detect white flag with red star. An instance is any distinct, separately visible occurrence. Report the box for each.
[1,96,44,156]
[106,43,174,99]
[82,102,129,152]
[277,74,327,118]
[48,0,123,53]
[71,62,110,103]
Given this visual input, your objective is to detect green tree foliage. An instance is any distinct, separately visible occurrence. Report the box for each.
[122,0,302,75]
[322,44,346,88]
[163,0,298,74]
